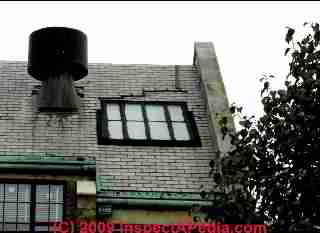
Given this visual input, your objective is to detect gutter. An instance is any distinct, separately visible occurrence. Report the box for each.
[0,162,96,175]
[97,198,213,209]
[0,160,95,165]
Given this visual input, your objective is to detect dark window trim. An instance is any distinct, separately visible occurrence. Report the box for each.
[0,180,65,233]
[97,100,201,147]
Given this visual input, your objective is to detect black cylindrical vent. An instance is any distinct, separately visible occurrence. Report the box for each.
[28,27,88,81]
[37,73,80,112]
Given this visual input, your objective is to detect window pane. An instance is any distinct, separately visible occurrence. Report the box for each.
[0,183,64,232]
[4,203,16,222]
[125,104,143,121]
[108,121,123,139]
[35,204,48,222]
[17,224,29,231]
[3,224,16,231]
[36,185,49,203]
[168,105,184,121]
[5,184,17,202]
[146,105,166,121]
[172,122,190,141]
[18,184,30,202]
[50,224,61,232]
[0,202,3,221]
[35,226,48,231]
[17,203,30,223]
[149,122,170,140]
[0,184,3,201]
[49,204,63,222]
[49,185,63,203]
[106,104,121,120]
[127,122,146,139]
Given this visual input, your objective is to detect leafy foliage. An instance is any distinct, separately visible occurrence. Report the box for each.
[202,23,320,232]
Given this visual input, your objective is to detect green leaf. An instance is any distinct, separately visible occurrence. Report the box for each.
[285,48,290,56]
[239,120,251,129]
[261,81,269,96]
[230,106,236,114]
[209,160,215,168]
[285,81,290,87]
[277,89,286,96]
[314,31,320,46]
[221,116,228,125]
[312,22,319,32]
[249,128,258,138]
[301,35,310,44]
[209,168,214,178]
[221,126,228,140]
[307,41,315,53]
[239,129,248,138]
[200,190,207,199]
[285,27,295,44]
[214,173,222,184]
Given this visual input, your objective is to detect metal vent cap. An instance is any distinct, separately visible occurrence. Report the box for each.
[28,27,88,81]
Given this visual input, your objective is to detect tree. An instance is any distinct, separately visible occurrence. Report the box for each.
[202,22,320,232]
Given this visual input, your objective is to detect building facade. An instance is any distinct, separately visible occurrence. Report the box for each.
[0,27,233,232]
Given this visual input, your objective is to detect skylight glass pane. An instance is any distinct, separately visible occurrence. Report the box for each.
[17,203,30,223]
[172,122,190,141]
[18,184,30,202]
[49,185,63,203]
[149,122,170,140]
[4,203,16,222]
[125,104,143,121]
[127,122,146,139]
[36,185,49,203]
[146,105,166,121]
[108,121,123,139]
[106,104,121,120]
[5,184,17,202]
[168,105,184,121]
[35,204,48,222]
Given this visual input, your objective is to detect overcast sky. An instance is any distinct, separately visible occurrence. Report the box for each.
[0,1,319,119]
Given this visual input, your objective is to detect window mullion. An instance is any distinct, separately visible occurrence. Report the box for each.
[1,184,3,232]
[120,103,129,140]
[183,106,194,140]
[142,103,151,140]
[48,185,51,226]
[164,106,175,140]
[62,185,65,221]
[30,184,36,232]
[15,184,18,231]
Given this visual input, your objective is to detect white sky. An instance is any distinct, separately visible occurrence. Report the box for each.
[0,1,319,119]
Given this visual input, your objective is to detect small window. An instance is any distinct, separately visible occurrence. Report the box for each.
[0,181,64,232]
[97,100,201,146]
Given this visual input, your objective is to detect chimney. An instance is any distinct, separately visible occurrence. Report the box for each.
[28,27,88,112]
